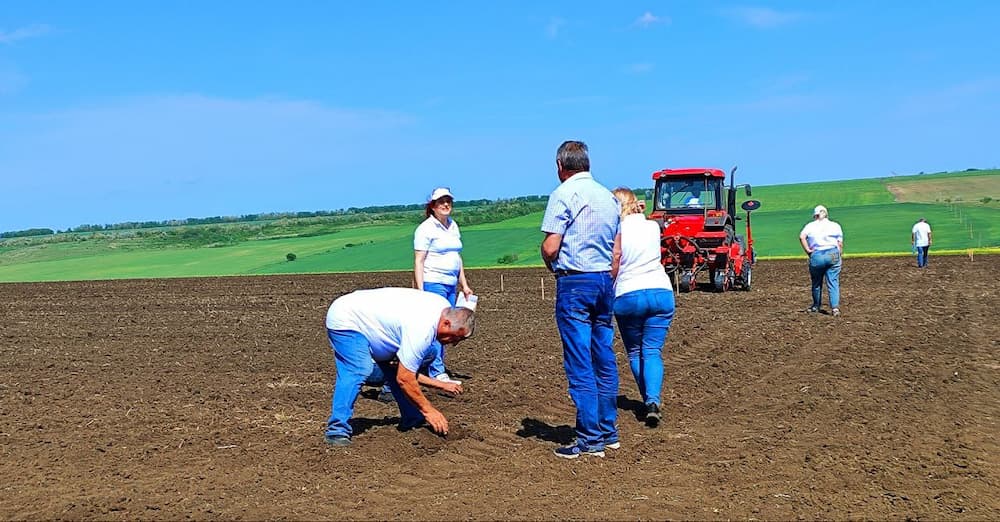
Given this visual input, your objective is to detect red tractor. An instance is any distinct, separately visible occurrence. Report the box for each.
[648,167,761,292]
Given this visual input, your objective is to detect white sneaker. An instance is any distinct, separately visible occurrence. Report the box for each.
[434,373,462,385]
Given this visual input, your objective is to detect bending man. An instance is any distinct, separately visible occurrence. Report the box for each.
[323,288,475,446]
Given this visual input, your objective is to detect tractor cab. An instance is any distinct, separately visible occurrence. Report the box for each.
[650,169,732,252]
[654,173,724,213]
[648,167,761,292]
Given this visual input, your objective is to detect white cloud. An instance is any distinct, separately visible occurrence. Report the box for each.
[762,73,811,92]
[721,7,803,29]
[0,94,416,225]
[0,24,51,44]
[633,11,669,29]
[0,67,28,94]
[545,17,565,39]
[626,63,654,74]
[544,95,608,106]
[893,78,1000,117]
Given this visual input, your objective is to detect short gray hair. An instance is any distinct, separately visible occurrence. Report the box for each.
[556,140,590,173]
[443,307,476,338]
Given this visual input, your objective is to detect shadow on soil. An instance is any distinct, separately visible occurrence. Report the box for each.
[616,395,645,422]
[350,416,402,436]
[516,418,575,445]
[516,396,648,444]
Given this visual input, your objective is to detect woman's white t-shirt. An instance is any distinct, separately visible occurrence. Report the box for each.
[614,213,673,298]
[800,218,843,251]
[414,216,463,286]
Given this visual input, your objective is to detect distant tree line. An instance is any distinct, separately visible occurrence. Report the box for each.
[0,194,555,247]
[0,228,55,238]
[50,195,550,235]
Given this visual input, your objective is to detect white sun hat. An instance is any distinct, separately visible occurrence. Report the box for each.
[429,187,454,202]
[813,205,827,216]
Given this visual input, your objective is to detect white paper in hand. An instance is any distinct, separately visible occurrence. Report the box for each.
[456,294,478,311]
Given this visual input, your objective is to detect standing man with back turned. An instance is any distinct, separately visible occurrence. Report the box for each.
[540,140,622,459]
[911,217,932,268]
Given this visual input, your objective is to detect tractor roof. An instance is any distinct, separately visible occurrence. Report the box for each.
[651,168,726,180]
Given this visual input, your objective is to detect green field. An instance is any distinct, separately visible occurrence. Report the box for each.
[1,170,998,282]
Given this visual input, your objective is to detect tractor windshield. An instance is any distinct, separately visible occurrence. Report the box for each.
[654,177,722,211]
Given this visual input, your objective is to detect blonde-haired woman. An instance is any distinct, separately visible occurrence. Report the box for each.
[611,188,675,427]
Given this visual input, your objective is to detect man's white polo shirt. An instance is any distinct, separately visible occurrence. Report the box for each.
[326,288,449,372]
[912,221,931,247]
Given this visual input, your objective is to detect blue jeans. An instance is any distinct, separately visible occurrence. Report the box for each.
[808,248,841,309]
[916,246,929,268]
[555,272,618,449]
[365,364,386,386]
[613,289,675,407]
[423,281,457,377]
[325,329,424,438]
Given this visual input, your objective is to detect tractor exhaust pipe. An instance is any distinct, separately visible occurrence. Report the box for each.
[727,166,738,218]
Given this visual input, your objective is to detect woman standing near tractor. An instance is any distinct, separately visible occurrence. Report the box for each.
[799,204,844,316]
[611,188,676,427]
[413,187,472,383]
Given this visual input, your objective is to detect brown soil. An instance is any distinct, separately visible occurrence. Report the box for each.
[1,256,998,520]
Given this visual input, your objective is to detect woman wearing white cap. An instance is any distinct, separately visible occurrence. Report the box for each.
[799,205,844,316]
[412,187,473,382]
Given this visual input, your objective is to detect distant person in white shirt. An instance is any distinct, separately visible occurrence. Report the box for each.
[413,187,473,384]
[911,217,932,268]
[323,288,475,446]
[799,205,844,316]
[683,188,703,208]
[611,188,675,428]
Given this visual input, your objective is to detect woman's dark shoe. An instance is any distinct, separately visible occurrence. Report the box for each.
[644,403,661,428]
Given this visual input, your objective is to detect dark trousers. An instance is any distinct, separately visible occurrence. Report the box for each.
[916,246,930,268]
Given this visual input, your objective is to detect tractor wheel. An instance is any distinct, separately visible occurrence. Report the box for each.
[713,270,728,292]
[679,272,694,293]
[740,265,753,291]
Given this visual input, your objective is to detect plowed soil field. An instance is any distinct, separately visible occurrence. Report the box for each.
[1,256,998,520]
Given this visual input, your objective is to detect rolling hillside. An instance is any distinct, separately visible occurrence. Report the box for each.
[1,170,997,282]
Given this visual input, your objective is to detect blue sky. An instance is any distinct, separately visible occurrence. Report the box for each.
[1,1,998,232]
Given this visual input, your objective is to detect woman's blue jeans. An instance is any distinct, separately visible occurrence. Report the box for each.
[325,329,423,438]
[613,288,675,407]
[808,248,841,308]
[422,281,457,377]
[555,272,618,450]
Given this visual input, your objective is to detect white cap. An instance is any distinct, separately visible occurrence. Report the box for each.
[429,187,454,202]
[813,205,827,216]
[456,294,478,311]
